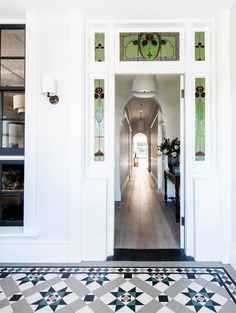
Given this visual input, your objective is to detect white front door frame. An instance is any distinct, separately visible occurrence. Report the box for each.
[113,73,186,251]
[84,19,222,262]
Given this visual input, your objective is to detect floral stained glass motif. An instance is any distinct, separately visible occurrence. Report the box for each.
[94,79,104,161]
[120,32,179,61]
[195,32,205,61]
[195,78,205,161]
[95,33,105,62]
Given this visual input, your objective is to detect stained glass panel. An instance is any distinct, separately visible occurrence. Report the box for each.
[94,79,104,161]
[195,78,205,161]
[95,33,105,62]
[195,32,205,61]
[120,32,179,61]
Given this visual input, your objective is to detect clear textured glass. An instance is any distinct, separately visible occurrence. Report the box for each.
[1,29,25,57]
[3,92,25,119]
[1,163,24,191]
[1,59,24,86]
[2,121,24,148]
[0,194,23,223]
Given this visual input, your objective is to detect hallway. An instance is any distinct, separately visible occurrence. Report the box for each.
[115,164,180,249]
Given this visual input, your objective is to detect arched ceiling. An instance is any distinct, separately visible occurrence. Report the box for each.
[126,97,158,128]
[116,75,179,130]
[0,0,234,19]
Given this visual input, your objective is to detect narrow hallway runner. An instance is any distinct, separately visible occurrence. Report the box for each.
[0,266,236,312]
[115,166,180,250]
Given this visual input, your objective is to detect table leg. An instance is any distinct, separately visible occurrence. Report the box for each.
[164,171,168,202]
[175,183,180,222]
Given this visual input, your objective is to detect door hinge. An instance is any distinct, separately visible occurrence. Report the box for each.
[181,217,185,226]
[181,89,185,99]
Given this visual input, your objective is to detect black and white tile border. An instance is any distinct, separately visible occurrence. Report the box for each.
[0,267,235,312]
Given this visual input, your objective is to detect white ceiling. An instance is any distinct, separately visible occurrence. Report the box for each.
[116,75,179,127]
[0,0,235,19]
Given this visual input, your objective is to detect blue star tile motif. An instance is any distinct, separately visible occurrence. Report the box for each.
[146,273,175,286]
[81,272,110,286]
[31,286,72,312]
[182,287,221,312]
[109,287,143,312]
[17,273,46,286]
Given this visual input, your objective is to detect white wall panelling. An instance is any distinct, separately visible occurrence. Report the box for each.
[230,2,236,268]
[83,20,224,261]
[0,11,232,264]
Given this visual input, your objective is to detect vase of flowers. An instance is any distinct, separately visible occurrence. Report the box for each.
[157,137,180,173]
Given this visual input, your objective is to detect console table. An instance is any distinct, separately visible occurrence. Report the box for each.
[164,170,180,222]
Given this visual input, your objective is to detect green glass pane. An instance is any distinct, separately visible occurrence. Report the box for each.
[195,32,205,61]
[95,33,105,62]
[195,78,205,161]
[120,32,179,61]
[94,79,104,161]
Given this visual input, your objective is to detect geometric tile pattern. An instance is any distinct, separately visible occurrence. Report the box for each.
[0,267,236,312]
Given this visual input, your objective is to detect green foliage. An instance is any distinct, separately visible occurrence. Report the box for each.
[157,137,180,157]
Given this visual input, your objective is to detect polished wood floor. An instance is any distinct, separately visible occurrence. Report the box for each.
[115,164,180,249]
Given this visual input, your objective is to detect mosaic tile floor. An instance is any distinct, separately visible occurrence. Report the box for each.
[0,266,236,312]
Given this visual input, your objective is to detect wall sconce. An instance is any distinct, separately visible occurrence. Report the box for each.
[41,74,59,104]
[13,94,25,114]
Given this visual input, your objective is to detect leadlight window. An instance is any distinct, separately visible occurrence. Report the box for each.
[0,25,25,226]
[120,32,179,61]
[94,79,104,161]
[95,33,105,62]
[195,32,205,61]
[195,78,205,161]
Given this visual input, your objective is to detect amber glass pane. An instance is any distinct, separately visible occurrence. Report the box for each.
[1,29,25,57]
[1,59,24,86]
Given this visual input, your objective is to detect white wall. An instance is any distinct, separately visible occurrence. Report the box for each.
[157,76,180,140]
[114,78,131,201]
[0,13,72,262]
[152,76,180,196]
[150,116,158,181]
[0,10,233,265]
[37,13,70,241]
[119,117,131,195]
[230,2,236,268]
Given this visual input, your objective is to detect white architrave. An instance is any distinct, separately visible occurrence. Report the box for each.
[83,19,221,261]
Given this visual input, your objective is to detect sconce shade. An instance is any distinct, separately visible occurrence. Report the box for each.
[132,75,157,98]
[13,94,25,114]
[41,74,57,95]
[137,119,145,132]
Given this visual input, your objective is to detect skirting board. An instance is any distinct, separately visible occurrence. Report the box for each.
[121,175,129,194]
[230,241,236,270]
[150,171,157,185]
[0,241,69,263]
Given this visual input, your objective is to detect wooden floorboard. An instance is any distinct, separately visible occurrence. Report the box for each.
[115,165,180,249]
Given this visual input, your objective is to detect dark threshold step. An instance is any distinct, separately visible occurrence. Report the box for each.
[107,249,194,261]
